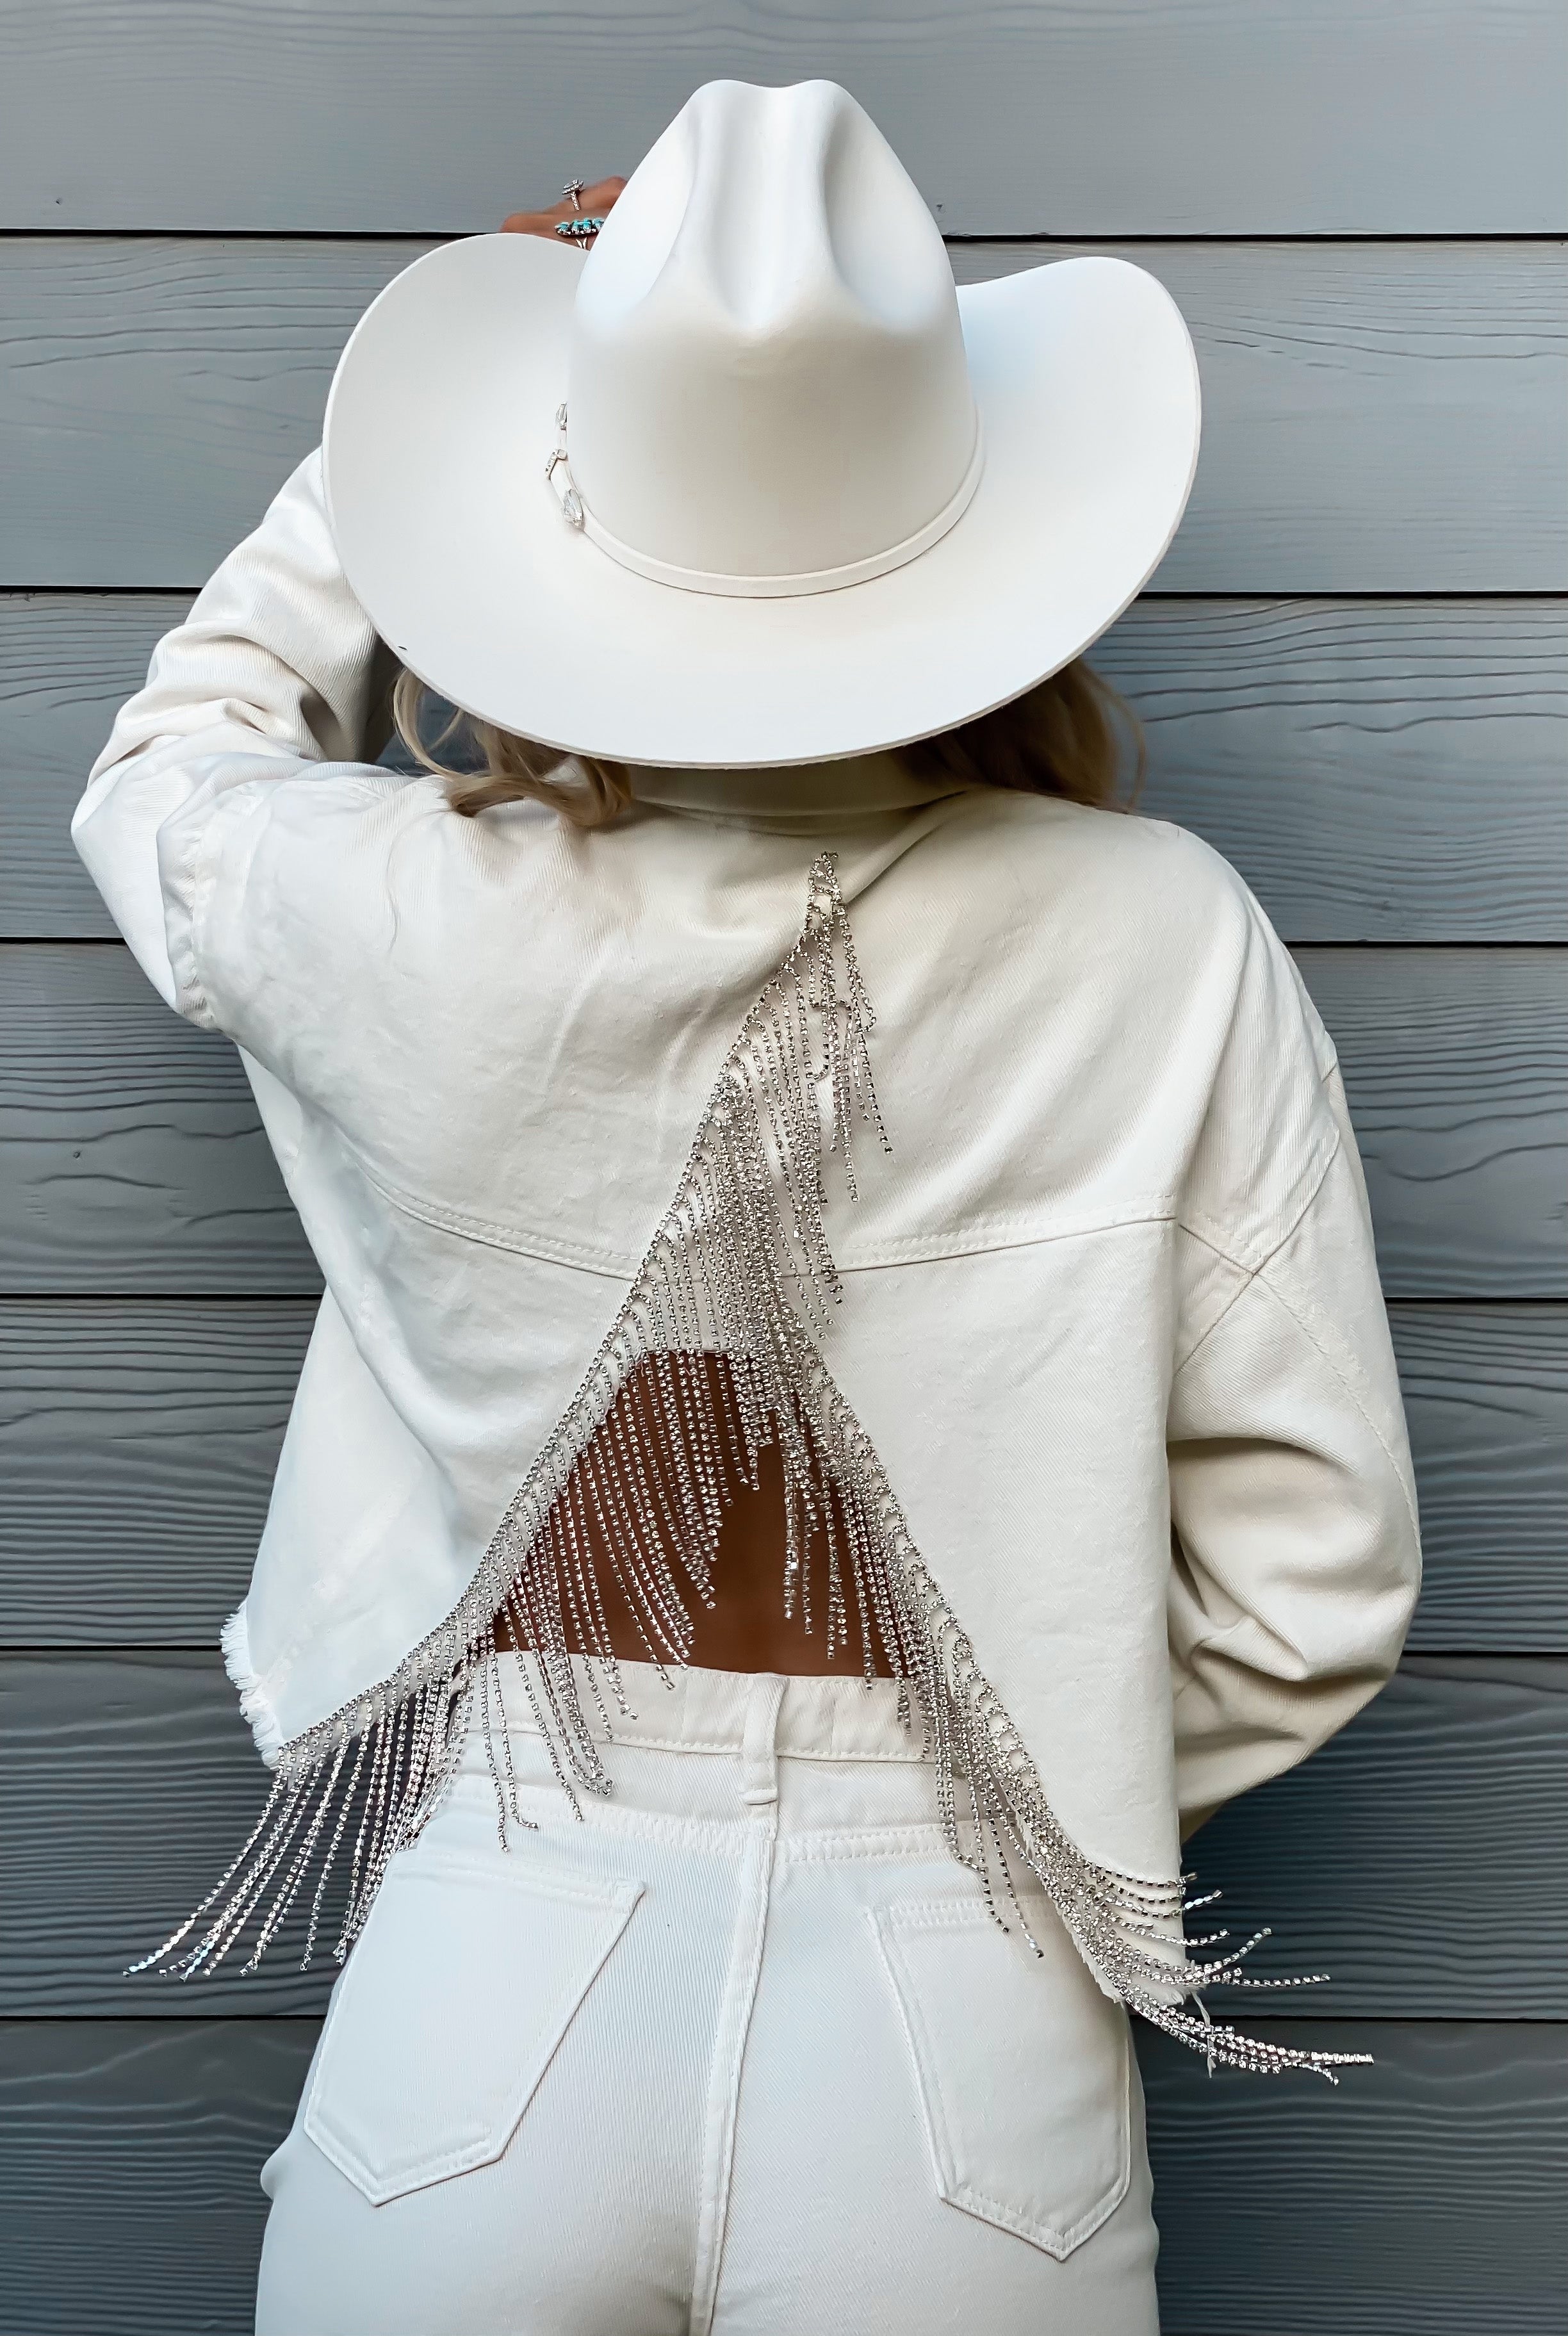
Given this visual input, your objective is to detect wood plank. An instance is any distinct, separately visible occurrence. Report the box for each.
[0,2017,317,2336]
[1100,597,1568,943]
[4,940,1558,1297]
[3,1300,1560,1650]
[0,945,319,1296]
[3,1652,1562,2019]
[1186,1657,1568,2017]
[1,1652,338,2018]
[0,2017,1560,2334]
[0,592,192,938]
[3,240,1564,591]
[951,241,1568,592]
[0,1299,315,1643]
[1294,948,1568,1300]
[3,1,1562,236]
[0,238,431,592]
[1139,2020,1568,2335]
[13,592,1566,943]
[1395,1306,1568,1651]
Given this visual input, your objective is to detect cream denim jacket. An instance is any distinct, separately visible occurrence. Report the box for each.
[75,453,1420,2071]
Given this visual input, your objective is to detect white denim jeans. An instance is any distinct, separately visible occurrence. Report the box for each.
[257,1658,1159,2335]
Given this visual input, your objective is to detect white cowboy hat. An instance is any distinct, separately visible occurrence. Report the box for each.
[323,78,1200,770]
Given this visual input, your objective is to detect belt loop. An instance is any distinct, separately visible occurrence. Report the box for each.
[740,1674,787,1807]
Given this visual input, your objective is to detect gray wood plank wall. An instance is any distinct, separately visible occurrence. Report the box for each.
[0,7,1563,2332]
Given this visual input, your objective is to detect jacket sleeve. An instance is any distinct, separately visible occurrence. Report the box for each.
[1166,920,1422,1840]
[70,449,389,1013]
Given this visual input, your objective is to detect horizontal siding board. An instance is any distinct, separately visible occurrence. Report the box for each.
[1186,1656,1568,2016]
[3,941,1560,1297]
[0,592,192,938]
[0,1299,316,1643]
[0,238,431,592]
[1395,1305,1568,1649]
[3,1,1562,236]
[953,241,1568,592]
[0,2018,1560,2335]
[0,945,319,1295]
[3,240,1564,591]
[3,1652,1562,2019]
[0,2016,317,2336]
[2,1300,1560,1649]
[1101,597,1568,944]
[12,592,1567,944]
[1139,2020,1568,2335]
[1,1651,338,2018]
[1294,947,1568,1300]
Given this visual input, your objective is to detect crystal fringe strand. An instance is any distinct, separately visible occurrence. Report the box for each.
[132,855,1366,2080]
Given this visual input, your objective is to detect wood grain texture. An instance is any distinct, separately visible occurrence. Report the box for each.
[1294,948,1568,1300]
[1100,597,1568,942]
[3,1651,1562,2019]
[1394,1306,1568,1650]
[0,945,319,1295]
[3,940,1559,1298]
[1139,2020,1568,2334]
[952,241,1568,592]
[0,2017,1560,2334]
[1,1652,337,2017]
[0,1299,316,1642]
[1187,1657,1568,2016]
[2,1299,1559,1649]
[3,1,1562,236]
[3,239,1564,590]
[0,2016,318,2336]
[0,592,192,938]
[12,591,1566,943]
[0,238,431,591]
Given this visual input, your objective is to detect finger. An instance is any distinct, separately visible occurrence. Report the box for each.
[500,176,628,239]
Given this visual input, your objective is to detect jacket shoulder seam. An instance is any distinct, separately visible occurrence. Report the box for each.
[1171,1125,1343,1384]
[1252,1188,1421,1548]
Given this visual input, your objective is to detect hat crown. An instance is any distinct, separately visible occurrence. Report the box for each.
[566,79,980,591]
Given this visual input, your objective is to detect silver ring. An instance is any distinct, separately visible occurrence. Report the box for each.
[562,179,585,214]
[554,215,606,242]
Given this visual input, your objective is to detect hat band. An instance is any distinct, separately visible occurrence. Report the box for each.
[553,416,984,600]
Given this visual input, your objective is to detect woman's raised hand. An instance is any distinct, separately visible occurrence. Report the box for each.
[500,177,628,247]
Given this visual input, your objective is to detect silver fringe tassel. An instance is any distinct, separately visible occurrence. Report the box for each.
[132,854,1367,2081]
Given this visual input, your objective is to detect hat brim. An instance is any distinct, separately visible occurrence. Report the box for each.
[323,235,1200,769]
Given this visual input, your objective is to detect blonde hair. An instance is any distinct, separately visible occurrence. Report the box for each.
[391,657,1145,828]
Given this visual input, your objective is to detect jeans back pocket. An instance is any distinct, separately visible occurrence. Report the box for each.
[871,1891,1131,2260]
[305,1843,643,2205]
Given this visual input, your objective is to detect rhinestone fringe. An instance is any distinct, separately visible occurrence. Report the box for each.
[131,855,1367,2080]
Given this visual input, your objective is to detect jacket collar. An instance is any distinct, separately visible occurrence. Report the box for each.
[625,753,968,833]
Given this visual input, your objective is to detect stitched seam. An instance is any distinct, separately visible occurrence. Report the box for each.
[778,1826,954,1865]
[1169,1277,1420,1725]
[359,1156,1177,1279]
[874,1904,1132,2256]
[407,1847,642,1915]
[949,2179,1081,2253]
[509,1727,930,1766]
[1168,1128,1350,1703]
[174,792,220,1026]
[357,1156,640,1278]
[836,1202,1176,1272]
[1256,1246,1423,1547]
[306,1861,641,2198]
[1171,1125,1344,1384]
[1177,1115,1342,1284]
[448,1777,951,1863]
[448,1780,761,1857]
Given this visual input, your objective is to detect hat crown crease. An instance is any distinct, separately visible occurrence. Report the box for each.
[566,79,980,591]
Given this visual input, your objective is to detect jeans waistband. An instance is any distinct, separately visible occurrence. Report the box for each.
[487,1651,931,1766]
